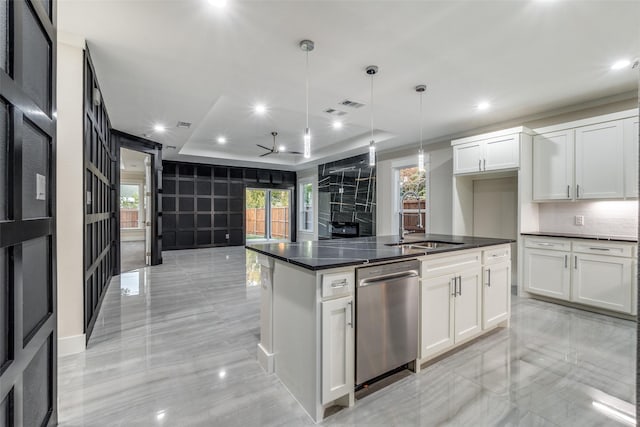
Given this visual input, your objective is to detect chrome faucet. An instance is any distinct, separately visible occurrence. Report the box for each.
[399,191,424,240]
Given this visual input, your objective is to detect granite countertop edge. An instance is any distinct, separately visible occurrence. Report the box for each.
[521,232,638,243]
[246,234,515,271]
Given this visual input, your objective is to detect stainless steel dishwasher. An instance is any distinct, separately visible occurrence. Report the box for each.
[356,259,420,386]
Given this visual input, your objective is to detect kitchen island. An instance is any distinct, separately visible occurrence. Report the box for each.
[246,234,513,422]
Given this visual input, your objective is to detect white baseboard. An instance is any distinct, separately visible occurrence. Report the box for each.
[58,334,86,356]
[257,343,274,373]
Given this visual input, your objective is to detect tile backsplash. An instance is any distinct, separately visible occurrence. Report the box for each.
[538,201,638,238]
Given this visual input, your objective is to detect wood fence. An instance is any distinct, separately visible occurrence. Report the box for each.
[402,200,426,231]
[246,207,289,239]
[121,209,139,228]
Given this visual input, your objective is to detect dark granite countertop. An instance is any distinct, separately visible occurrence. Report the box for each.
[245,233,514,271]
[521,232,637,243]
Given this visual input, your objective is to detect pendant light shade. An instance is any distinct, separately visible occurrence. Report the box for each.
[300,39,314,159]
[366,65,378,166]
[416,84,427,172]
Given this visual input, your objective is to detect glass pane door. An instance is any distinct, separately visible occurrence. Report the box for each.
[246,188,267,240]
[245,188,291,242]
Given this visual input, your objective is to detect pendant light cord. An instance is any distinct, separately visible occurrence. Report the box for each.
[370,74,374,141]
[305,50,309,129]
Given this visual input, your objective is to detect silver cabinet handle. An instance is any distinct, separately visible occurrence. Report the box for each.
[574,255,577,269]
[589,247,610,251]
[567,185,570,199]
[576,184,580,198]
[487,269,491,287]
[537,242,553,246]
[331,279,348,288]
[564,255,568,268]
[478,159,482,171]
[347,300,354,328]
[483,159,486,170]
[458,276,462,296]
[451,277,457,297]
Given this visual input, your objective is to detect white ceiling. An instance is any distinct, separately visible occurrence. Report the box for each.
[120,147,149,173]
[59,0,640,171]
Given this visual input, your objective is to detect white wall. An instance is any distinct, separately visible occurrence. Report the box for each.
[377,141,452,236]
[56,34,86,355]
[296,167,318,241]
[538,201,637,238]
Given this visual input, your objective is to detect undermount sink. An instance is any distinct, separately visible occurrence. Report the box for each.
[386,240,464,250]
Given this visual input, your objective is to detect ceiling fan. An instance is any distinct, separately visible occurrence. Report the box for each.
[257,131,303,157]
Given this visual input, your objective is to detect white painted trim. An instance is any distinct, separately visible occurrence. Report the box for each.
[58,31,86,49]
[58,334,86,356]
[257,343,274,373]
[451,126,533,146]
[532,108,639,135]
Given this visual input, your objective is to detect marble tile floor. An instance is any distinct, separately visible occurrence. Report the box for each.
[120,241,147,273]
[58,247,636,426]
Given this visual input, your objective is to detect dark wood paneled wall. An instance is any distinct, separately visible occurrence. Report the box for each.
[83,46,116,342]
[0,0,58,425]
[162,161,296,250]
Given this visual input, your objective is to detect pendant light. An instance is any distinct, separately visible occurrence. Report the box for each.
[366,65,378,166]
[300,39,314,159]
[415,84,426,172]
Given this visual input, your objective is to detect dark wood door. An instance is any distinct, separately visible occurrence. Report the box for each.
[0,0,57,426]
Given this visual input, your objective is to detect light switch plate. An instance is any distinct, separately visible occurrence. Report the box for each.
[225,233,229,239]
[338,187,344,194]
[36,174,46,201]
[575,215,584,226]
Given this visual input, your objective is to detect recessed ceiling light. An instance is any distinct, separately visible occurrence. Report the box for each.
[279,145,286,152]
[611,59,631,70]
[153,124,166,133]
[217,136,227,144]
[208,0,227,8]
[254,104,267,115]
[332,120,343,130]
[477,101,491,111]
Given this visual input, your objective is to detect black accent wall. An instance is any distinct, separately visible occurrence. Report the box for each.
[162,161,296,250]
[318,153,376,238]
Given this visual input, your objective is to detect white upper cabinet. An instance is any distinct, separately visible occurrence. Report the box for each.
[532,130,574,201]
[623,116,639,198]
[452,129,523,175]
[574,121,624,199]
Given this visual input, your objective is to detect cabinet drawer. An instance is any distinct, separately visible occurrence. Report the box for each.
[421,250,481,279]
[524,237,570,251]
[322,272,354,299]
[483,245,511,265]
[572,241,634,258]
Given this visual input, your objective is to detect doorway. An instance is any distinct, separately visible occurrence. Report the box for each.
[119,148,151,272]
[246,188,291,242]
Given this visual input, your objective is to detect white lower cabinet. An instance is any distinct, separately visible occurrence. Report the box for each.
[453,267,482,343]
[523,248,571,300]
[523,236,636,314]
[482,261,510,329]
[321,295,354,405]
[572,254,633,313]
[420,246,509,361]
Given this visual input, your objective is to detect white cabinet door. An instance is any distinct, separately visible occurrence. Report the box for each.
[453,142,483,174]
[623,116,639,198]
[321,296,354,404]
[533,130,574,200]
[484,134,519,171]
[575,121,624,199]
[482,262,510,330]
[454,267,482,343]
[523,248,571,300]
[421,275,455,359]
[572,254,633,314]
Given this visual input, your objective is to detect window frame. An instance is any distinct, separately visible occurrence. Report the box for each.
[298,179,314,233]
[391,154,430,234]
[120,181,144,230]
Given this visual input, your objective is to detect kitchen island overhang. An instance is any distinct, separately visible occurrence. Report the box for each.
[246,234,514,422]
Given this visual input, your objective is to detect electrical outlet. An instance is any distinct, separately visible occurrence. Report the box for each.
[575,215,585,226]
[225,233,229,239]
[339,187,344,194]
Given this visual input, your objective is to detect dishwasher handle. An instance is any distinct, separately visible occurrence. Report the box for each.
[358,270,419,287]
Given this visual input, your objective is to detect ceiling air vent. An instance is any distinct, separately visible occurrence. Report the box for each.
[339,99,365,108]
[176,121,192,128]
[323,108,347,116]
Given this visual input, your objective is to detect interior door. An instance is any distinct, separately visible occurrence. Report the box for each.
[144,156,151,265]
[0,1,58,425]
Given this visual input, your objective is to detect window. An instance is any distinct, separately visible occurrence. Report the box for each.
[120,183,143,229]
[299,182,313,232]
[394,162,428,234]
